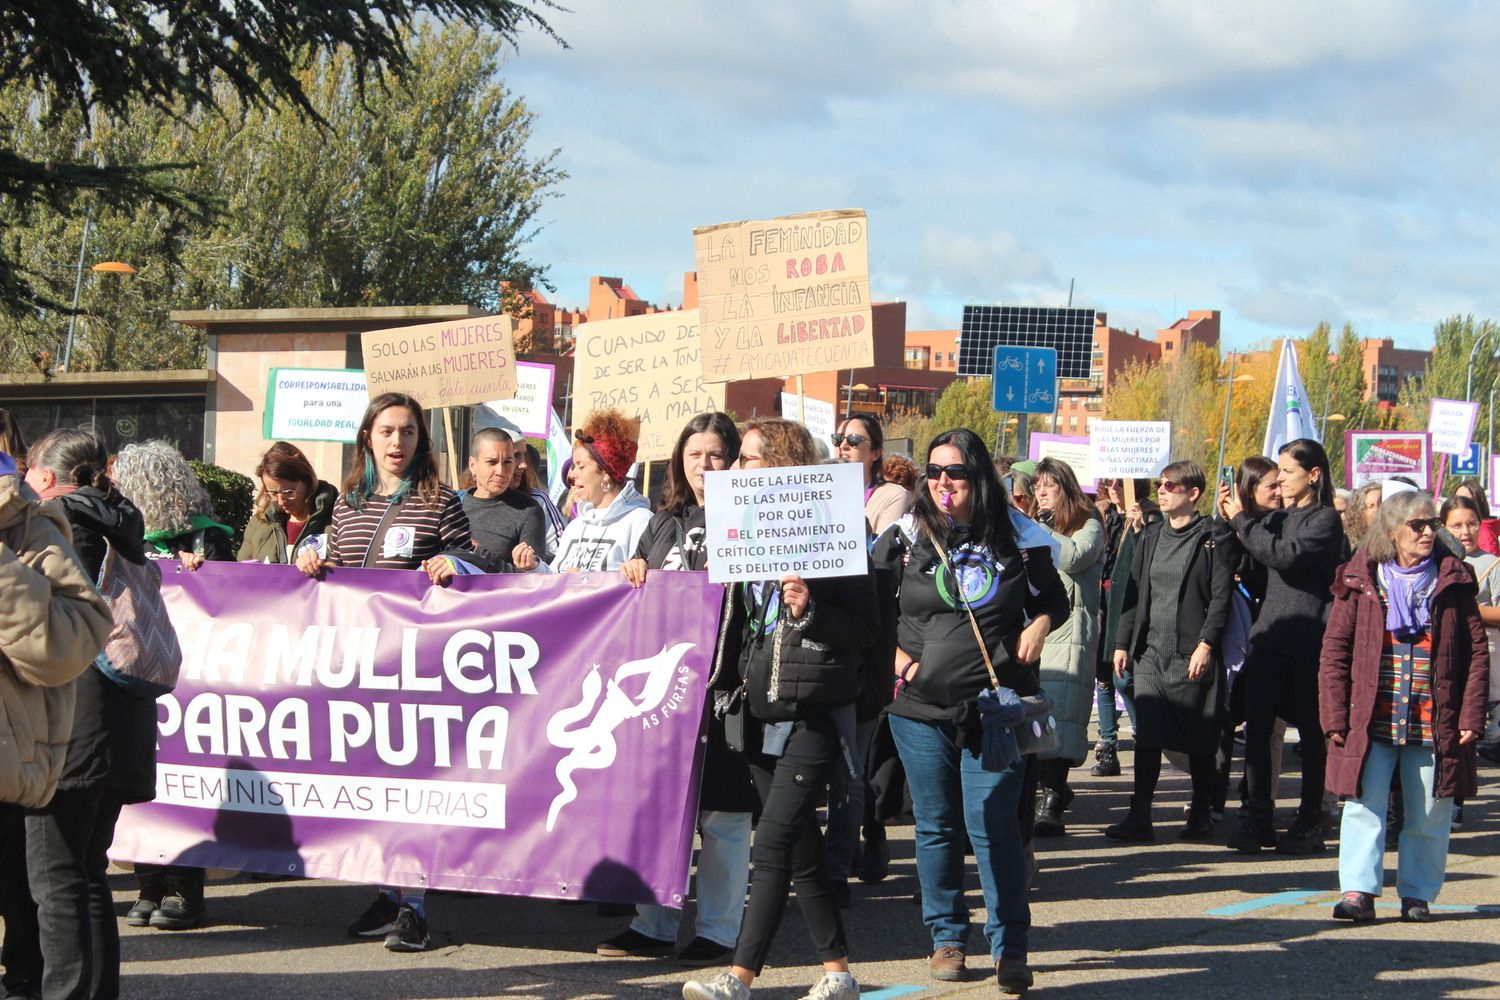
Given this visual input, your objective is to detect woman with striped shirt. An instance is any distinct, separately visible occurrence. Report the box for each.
[295,391,472,950]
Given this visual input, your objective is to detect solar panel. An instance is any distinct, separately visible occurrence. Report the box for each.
[957,306,1096,380]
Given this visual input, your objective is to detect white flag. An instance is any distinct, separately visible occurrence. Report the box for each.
[546,407,573,507]
[1262,338,1318,457]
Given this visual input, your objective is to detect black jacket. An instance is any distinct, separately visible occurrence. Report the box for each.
[640,505,757,813]
[51,487,158,802]
[1230,504,1347,659]
[738,569,878,723]
[1114,515,1234,660]
[886,523,1069,723]
[634,506,708,571]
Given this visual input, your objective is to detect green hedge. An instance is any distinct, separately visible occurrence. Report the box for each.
[190,460,255,550]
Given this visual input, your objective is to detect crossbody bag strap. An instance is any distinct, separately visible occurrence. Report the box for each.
[925,528,1001,691]
[360,499,404,569]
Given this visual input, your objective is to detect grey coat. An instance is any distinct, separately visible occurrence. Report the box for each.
[1037,516,1106,764]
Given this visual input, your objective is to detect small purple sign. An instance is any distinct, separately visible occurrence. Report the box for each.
[111,563,721,905]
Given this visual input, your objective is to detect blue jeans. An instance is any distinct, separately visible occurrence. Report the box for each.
[824,717,878,881]
[1338,741,1452,903]
[631,809,752,948]
[1095,676,1137,746]
[889,713,1029,962]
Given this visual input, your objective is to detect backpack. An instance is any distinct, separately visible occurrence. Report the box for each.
[93,542,182,698]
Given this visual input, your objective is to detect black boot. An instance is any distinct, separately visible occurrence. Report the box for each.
[1090,744,1121,777]
[1180,804,1215,840]
[1227,800,1276,854]
[1104,797,1156,841]
[1033,787,1071,838]
[1276,808,1327,855]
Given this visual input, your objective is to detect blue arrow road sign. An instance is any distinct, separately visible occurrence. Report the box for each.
[992,346,1058,415]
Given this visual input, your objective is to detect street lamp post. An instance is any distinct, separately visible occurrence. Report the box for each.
[58,213,136,372]
[1213,354,1254,503]
[1465,331,1497,403]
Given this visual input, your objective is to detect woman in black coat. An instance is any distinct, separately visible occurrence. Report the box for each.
[683,419,876,1000]
[4,428,159,1000]
[113,439,236,930]
[1218,439,1347,856]
[597,413,756,969]
[1107,461,1234,841]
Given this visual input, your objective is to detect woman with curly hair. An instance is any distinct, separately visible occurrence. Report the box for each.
[111,439,234,931]
[513,408,651,573]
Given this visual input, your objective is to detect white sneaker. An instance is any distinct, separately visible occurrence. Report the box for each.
[799,973,860,1000]
[683,971,752,1000]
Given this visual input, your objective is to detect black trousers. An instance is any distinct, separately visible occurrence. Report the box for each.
[1241,648,1326,817]
[1,785,128,1000]
[733,715,848,974]
[0,803,39,998]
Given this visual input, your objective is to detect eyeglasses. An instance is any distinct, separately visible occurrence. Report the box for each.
[926,463,971,481]
[1157,480,1188,494]
[264,486,300,498]
[1405,517,1441,535]
[831,433,867,448]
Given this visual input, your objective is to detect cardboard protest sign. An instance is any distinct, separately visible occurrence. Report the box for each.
[264,368,368,443]
[1088,421,1172,479]
[1427,398,1480,456]
[572,311,726,463]
[475,361,555,439]
[704,462,866,583]
[694,208,874,383]
[1346,430,1432,488]
[360,316,517,409]
[1028,433,1094,490]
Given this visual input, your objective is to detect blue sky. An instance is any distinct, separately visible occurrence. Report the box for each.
[506,1,1500,351]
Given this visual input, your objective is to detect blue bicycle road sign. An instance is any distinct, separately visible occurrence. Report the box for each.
[991,346,1058,415]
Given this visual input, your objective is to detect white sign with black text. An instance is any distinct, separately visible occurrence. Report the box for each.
[704,462,866,584]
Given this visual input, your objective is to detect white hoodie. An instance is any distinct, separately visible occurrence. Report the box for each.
[541,480,653,573]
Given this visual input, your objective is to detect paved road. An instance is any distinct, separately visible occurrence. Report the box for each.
[30,753,1500,998]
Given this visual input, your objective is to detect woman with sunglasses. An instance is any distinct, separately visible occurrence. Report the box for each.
[834,415,910,536]
[876,429,1066,993]
[1218,438,1346,855]
[683,419,876,1000]
[1029,457,1106,839]
[513,408,651,573]
[828,415,910,899]
[1320,490,1488,924]
[239,441,338,562]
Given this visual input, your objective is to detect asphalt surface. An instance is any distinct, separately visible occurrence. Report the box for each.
[15,745,1500,998]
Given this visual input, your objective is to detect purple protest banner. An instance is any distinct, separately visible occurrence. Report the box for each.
[111,562,722,906]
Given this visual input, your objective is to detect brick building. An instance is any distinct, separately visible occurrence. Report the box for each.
[1360,337,1429,403]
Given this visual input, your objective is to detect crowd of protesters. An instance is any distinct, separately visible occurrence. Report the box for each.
[0,397,1495,1000]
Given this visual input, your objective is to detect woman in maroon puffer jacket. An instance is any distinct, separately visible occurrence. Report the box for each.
[1319,489,1489,925]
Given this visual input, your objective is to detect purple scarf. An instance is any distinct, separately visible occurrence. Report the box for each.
[1378,557,1437,639]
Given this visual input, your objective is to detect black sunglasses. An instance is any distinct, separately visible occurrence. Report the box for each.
[926,463,971,481]
[831,433,867,447]
[1405,517,1441,534]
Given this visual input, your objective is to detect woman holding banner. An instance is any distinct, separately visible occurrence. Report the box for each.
[876,428,1066,993]
[597,412,754,969]
[1218,438,1346,856]
[683,419,877,1000]
[513,408,651,574]
[295,391,473,952]
[239,441,338,563]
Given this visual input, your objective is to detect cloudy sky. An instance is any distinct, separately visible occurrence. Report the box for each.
[506,1,1500,350]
